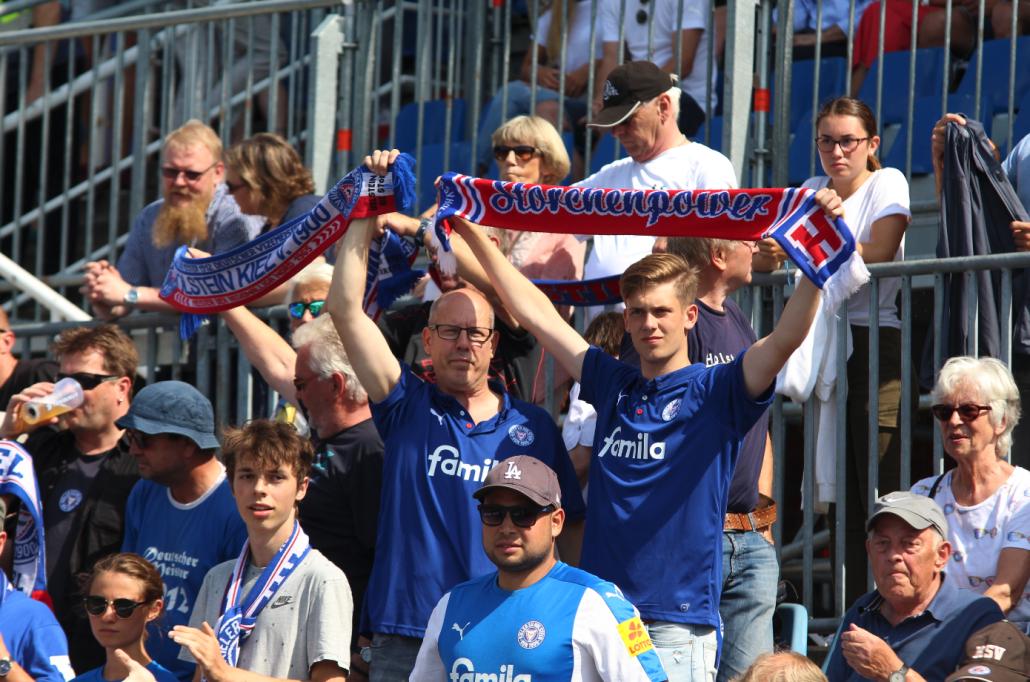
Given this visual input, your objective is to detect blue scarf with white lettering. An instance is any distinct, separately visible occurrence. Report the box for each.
[215,521,310,668]
[0,440,47,599]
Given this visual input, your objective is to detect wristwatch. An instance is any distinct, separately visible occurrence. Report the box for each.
[888,664,909,682]
[414,216,433,246]
[123,287,139,307]
[0,657,13,677]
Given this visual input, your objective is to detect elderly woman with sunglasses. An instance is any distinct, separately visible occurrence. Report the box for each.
[912,355,1030,630]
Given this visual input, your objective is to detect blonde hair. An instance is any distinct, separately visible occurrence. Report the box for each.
[734,651,827,682]
[620,253,698,306]
[491,115,570,184]
[163,119,222,161]
[225,133,316,225]
[932,356,1021,457]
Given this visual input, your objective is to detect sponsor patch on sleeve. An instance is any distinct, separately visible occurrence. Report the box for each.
[617,616,654,657]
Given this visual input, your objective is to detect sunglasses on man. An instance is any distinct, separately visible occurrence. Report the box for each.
[56,372,120,391]
[477,503,555,528]
[288,300,325,320]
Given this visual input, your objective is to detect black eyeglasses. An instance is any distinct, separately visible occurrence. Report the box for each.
[931,403,993,422]
[160,161,218,183]
[478,503,555,528]
[493,145,538,162]
[815,136,870,154]
[56,372,120,390]
[83,596,149,618]
[288,300,325,320]
[225,179,247,194]
[429,324,494,345]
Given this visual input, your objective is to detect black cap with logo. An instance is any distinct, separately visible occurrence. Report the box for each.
[588,60,678,128]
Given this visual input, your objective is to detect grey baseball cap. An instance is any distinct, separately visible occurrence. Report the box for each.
[866,491,949,537]
[115,381,219,450]
[473,456,562,508]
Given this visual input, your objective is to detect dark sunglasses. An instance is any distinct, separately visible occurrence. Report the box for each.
[56,371,120,390]
[288,300,325,320]
[83,596,149,618]
[478,503,555,528]
[493,145,538,162]
[931,403,992,422]
[160,161,217,183]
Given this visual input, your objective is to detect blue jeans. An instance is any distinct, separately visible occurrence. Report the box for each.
[645,621,718,682]
[368,633,421,682]
[716,530,778,682]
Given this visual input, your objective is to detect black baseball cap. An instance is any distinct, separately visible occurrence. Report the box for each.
[589,61,678,128]
[945,621,1030,682]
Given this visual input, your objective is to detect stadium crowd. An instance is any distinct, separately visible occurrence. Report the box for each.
[1,34,1029,682]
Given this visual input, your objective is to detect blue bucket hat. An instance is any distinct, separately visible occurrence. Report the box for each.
[115,380,219,450]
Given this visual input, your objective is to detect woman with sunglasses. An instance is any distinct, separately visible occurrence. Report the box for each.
[912,356,1030,631]
[759,96,912,606]
[73,553,176,682]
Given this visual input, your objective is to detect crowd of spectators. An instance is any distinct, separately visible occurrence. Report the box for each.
[2,0,1030,675]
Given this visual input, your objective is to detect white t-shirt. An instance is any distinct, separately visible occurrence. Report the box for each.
[576,141,738,281]
[801,167,910,328]
[912,466,1030,628]
[535,0,603,73]
[599,0,713,108]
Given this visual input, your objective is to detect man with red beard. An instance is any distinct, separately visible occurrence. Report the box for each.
[83,120,262,320]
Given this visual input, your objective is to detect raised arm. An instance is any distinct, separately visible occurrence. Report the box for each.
[741,188,842,398]
[221,307,297,401]
[451,218,589,381]
[325,211,402,403]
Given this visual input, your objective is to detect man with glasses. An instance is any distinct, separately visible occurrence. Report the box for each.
[327,183,584,682]
[577,61,736,319]
[82,119,262,320]
[0,325,139,673]
[411,456,667,681]
[117,381,247,682]
[0,494,75,682]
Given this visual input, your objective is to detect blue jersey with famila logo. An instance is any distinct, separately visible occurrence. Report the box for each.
[368,366,585,638]
[122,475,247,682]
[579,347,772,632]
[413,562,667,681]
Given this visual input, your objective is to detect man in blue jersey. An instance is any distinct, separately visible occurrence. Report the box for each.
[327,163,586,682]
[452,189,840,680]
[412,456,668,681]
[117,382,247,682]
[0,495,75,682]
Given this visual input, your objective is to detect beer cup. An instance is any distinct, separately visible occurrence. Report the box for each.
[23,377,85,424]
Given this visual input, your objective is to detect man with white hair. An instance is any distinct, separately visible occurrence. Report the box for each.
[576,61,736,304]
[824,492,1004,682]
[82,119,262,319]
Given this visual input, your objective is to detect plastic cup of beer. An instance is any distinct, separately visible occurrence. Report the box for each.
[23,377,85,425]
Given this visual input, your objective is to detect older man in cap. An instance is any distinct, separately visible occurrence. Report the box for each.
[117,381,247,682]
[825,491,1004,682]
[411,456,667,681]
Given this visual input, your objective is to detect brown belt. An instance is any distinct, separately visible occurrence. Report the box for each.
[724,500,777,532]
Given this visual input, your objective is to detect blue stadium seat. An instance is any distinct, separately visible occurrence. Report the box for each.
[857,48,947,126]
[788,111,819,186]
[775,603,809,655]
[414,141,473,210]
[883,94,975,175]
[954,37,1030,121]
[588,134,627,175]
[395,99,468,154]
[785,57,848,131]
[1012,90,1030,151]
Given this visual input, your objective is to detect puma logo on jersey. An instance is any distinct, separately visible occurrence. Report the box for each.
[452,622,470,640]
[430,409,445,426]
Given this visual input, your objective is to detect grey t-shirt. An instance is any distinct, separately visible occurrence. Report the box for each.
[181,548,352,677]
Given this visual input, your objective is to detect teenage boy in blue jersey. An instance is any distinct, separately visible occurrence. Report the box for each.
[327,162,586,682]
[453,189,841,680]
[412,456,668,681]
[118,382,248,682]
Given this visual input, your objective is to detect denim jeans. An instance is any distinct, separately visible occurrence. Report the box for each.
[716,530,778,682]
[368,633,422,682]
[645,621,718,682]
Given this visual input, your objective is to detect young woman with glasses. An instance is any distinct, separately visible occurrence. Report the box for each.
[912,356,1030,631]
[72,553,176,682]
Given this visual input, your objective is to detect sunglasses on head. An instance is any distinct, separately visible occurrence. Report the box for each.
[288,300,325,320]
[83,596,149,618]
[477,503,555,528]
[160,161,217,183]
[56,371,120,390]
[930,403,992,422]
[492,145,538,162]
